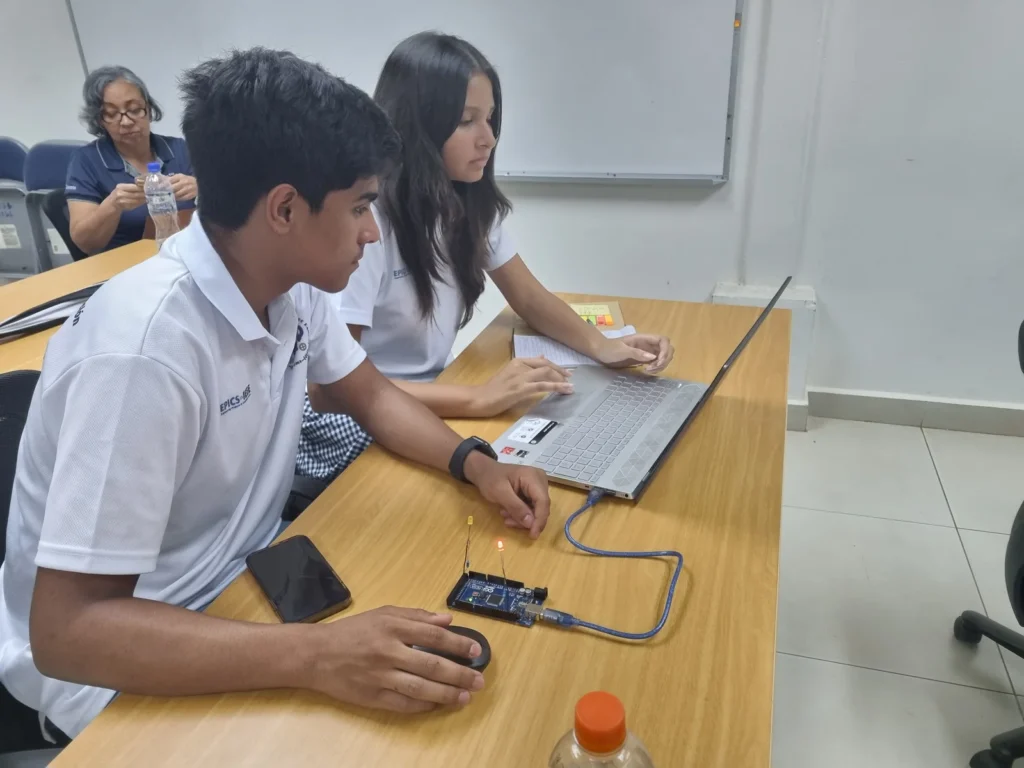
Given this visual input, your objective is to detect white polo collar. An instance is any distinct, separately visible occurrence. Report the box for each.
[176,215,289,344]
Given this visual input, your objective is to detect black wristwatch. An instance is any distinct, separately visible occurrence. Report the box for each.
[449,436,498,483]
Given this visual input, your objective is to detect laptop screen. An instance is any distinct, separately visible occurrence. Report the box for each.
[703,276,792,400]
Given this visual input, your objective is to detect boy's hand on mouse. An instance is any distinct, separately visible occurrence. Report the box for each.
[595,334,674,374]
[463,452,550,538]
[307,607,484,713]
[468,357,573,417]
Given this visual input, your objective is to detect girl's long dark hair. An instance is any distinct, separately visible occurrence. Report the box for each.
[374,31,512,328]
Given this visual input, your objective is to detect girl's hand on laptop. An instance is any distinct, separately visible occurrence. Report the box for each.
[596,334,674,374]
[468,357,573,417]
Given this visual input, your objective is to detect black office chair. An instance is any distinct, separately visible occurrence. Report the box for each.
[0,371,37,569]
[283,475,329,522]
[39,189,88,263]
[954,320,1024,768]
[0,370,64,765]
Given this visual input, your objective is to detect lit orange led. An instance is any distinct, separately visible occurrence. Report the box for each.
[497,540,505,552]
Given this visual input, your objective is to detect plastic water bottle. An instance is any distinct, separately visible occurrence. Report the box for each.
[143,161,180,246]
[549,691,656,767]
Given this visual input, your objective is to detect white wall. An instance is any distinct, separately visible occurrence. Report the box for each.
[800,0,1024,403]
[5,0,1023,407]
[0,0,89,145]
[466,0,1024,407]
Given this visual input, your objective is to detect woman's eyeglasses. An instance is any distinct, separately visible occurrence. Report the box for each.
[101,106,148,124]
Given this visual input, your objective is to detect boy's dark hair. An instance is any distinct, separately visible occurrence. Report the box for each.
[375,32,511,329]
[180,48,400,230]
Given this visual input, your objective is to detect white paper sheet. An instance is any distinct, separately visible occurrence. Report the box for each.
[0,299,85,336]
[513,326,636,366]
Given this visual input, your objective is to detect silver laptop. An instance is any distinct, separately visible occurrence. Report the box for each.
[494,278,792,500]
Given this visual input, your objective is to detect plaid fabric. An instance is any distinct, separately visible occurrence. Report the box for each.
[295,395,373,481]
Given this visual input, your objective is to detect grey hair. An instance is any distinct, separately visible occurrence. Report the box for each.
[79,65,163,137]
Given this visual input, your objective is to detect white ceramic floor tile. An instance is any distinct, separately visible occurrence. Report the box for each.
[778,507,1012,691]
[773,653,1024,768]
[925,428,1024,534]
[784,418,953,526]
[959,529,1024,694]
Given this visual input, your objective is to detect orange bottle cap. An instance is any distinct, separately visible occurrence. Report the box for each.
[574,691,627,754]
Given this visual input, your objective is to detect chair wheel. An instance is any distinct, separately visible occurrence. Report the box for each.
[955,615,983,645]
[970,748,1015,767]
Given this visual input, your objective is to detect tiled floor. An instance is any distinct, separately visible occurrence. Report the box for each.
[774,418,1024,767]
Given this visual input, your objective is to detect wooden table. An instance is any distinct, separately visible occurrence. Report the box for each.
[0,240,157,373]
[51,294,790,767]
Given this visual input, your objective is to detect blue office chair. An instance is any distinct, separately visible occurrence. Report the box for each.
[0,138,44,279]
[0,371,64,766]
[0,138,28,184]
[22,141,84,194]
[38,190,88,264]
[23,141,87,271]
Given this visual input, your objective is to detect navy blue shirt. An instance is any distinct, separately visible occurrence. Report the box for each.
[65,134,196,251]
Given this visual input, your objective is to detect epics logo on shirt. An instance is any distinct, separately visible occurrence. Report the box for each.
[220,384,251,415]
[288,317,310,369]
[393,267,410,279]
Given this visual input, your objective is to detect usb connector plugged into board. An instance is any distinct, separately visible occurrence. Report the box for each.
[520,603,577,628]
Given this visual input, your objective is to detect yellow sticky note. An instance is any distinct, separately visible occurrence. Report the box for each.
[571,303,612,317]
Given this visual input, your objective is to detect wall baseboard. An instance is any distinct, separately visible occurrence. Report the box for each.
[807,387,1024,437]
[788,399,809,432]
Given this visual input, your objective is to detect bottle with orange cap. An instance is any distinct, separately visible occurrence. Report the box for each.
[549,691,655,767]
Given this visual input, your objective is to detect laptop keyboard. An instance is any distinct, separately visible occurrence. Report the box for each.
[533,375,680,484]
[611,382,705,488]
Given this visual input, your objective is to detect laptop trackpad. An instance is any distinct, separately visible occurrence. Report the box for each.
[531,392,583,421]
[531,367,616,422]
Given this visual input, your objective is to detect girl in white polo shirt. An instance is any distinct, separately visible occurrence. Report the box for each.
[297,31,675,480]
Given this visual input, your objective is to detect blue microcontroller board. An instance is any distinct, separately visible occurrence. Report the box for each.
[446,571,548,627]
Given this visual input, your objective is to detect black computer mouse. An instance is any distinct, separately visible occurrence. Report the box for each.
[411,625,491,672]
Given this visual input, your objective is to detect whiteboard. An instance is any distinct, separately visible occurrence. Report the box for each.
[70,0,741,181]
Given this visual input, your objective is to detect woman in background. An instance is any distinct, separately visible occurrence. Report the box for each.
[66,66,197,255]
[297,32,674,482]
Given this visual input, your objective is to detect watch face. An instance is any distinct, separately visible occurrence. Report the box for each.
[474,438,497,460]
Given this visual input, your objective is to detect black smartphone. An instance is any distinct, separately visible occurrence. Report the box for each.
[246,535,352,623]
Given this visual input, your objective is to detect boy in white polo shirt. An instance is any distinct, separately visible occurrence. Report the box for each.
[0,48,549,741]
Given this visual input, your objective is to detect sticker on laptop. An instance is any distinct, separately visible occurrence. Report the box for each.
[516,449,529,458]
[501,446,515,455]
[508,417,556,445]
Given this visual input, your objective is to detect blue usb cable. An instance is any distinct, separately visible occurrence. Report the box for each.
[523,488,684,640]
